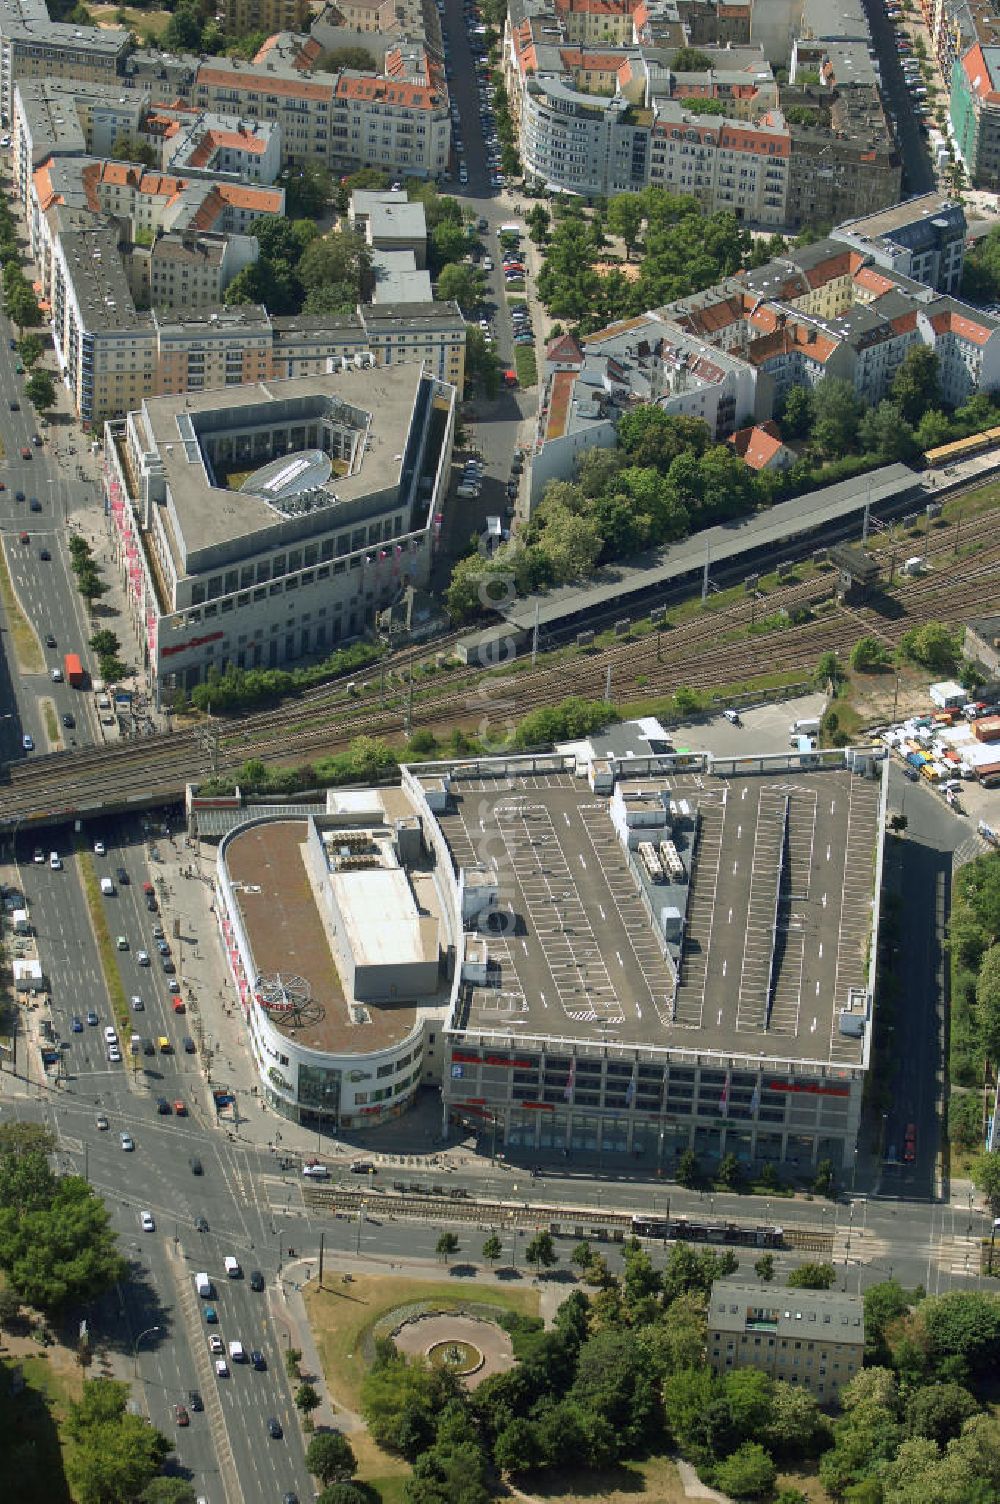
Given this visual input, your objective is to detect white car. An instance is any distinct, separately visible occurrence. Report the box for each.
[302,1162,331,1179]
[94,841,105,856]
[107,1046,122,1063]
[140,1210,155,1231]
[137,950,150,966]
[215,1358,229,1377]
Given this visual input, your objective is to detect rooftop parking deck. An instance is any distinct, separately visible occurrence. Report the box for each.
[438,762,880,1067]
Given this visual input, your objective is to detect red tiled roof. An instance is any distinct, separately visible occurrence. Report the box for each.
[546,332,584,364]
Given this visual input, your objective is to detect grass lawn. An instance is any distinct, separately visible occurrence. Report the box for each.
[89,3,172,39]
[42,699,59,746]
[0,537,44,673]
[514,344,537,388]
[516,1453,691,1503]
[76,846,130,1037]
[1,1350,83,1504]
[304,1273,540,1496]
[940,480,1000,523]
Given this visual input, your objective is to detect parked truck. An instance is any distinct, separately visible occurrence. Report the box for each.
[64,653,84,688]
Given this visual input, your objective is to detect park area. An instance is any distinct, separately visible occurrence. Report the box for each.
[304,1272,540,1500]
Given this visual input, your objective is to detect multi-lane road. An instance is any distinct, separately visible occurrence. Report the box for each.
[13,819,311,1504]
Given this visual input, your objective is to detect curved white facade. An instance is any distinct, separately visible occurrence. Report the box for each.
[215,799,462,1129]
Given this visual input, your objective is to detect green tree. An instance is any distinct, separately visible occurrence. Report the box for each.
[295,1381,321,1419]
[607,196,644,259]
[676,1148,700,1188]
[0,1285,21,1328]
[864,1278,911,1363]
[761,1381,827,1460]
[787,1261,835,1289]
[17,334,43,369]
[139,1483,198,1504]
[0,1171,127,1313]
[305,1430,357,1485]
[436,1231,459,1263]
[65,1380,170,1504]
[859,400,919,463]
[89,629,121,659]
[436,262,485,308]
[570,1326,655,1449]
[317,1487,367,1504]
[525,1230,557,1271]
[713,1441,777,1499]
[900,620,958,672]
[284,1346,302,1379]
[975,945,1000,1065]
[535,501,603,582]
[717,1152,742,1189]
[970,1149,1000,1212]
[429,219,469,270]
[282,161,334,219]
[5,280,42,331]
[905,1382,979,1447]
[779,384,815,440]
[526,203,550,243]
[110,134,158,168]
[754,1253,775,1282]
[672,46,712,68]
[816,649,843,687]
[163,0,203,50]
[482,1233,502,1265]
[317,45,378,70]
[813,1158,835,1196]
[891,345,942,426]
[810,377,863,458]
[851,635,890,672]
[464,325,499,397]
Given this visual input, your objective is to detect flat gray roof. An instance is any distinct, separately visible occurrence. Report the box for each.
[437,762,879,1066]
[709,1280,864,1339]
[136,364,427,559]
[501,463,919,633]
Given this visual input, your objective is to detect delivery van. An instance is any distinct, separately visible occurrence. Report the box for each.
[789,717,821,740]
[195,1272,213,1298]
[100,876,114,896]
[224,1256,242,1279]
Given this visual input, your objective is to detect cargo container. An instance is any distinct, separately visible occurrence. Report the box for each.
[64,652,84,688]
[973,716,1000,743]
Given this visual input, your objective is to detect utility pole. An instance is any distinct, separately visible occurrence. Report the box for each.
[702,541,710,603]
[604,664,611,703]
[318,1231,325,1289]
[531,599,539,667]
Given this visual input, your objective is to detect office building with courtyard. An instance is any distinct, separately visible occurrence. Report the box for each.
[102,363,456,699]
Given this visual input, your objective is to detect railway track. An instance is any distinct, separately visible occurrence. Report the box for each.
[3,514,999,826]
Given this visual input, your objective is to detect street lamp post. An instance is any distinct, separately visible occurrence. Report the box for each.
[133,1324,161,1378]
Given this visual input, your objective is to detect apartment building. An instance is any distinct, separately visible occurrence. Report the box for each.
[0,0,131,124]
[708,1281,864,1402]
[951,40,1000,187]
[270,302,466,390]
[649,102,790,225]
[219,0,311,37]
[102,364,456,698]
[832,194,967,294]
[504,0,895,218]
[528,230,1000,501]
[130,230,258,313]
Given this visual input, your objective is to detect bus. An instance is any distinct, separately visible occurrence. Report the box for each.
[631,1214,784,1247]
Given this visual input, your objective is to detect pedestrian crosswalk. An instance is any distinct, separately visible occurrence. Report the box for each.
[953,833,990,870]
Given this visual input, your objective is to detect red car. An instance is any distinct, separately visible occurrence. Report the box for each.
[173,1100,186,1116]
[903,1124,916,1163]
[174,1404,189,1426]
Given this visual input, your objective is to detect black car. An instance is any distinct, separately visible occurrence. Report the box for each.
[62,712,75,729]
[44,633,56,647]
[267,1417,283,1439]
[39,548,50,560]
[182,1034,196,1053]
[188,1390,203,1412]
[29,497,40,511]
[249,1270,265,1292]
[195,1215,209,1232]
[117,866,129,884]
[156,1096,171,1115]
[190,1156,203,1175]
[14,490,24,502]
[162,959,175,974]
[8,398,17,410]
